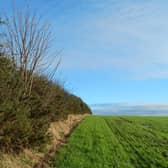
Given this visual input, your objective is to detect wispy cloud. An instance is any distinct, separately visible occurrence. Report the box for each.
[54,0,168,79]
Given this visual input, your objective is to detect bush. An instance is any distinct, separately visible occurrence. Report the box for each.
[0,56,91,152]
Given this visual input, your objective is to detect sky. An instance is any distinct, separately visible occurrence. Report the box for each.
[1,0,168,114]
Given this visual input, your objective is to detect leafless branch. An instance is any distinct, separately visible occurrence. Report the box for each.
[4,7,60,96]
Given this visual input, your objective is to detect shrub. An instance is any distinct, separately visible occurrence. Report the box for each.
[0,56,91,152]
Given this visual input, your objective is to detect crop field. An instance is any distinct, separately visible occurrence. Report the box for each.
[52,116,168,168]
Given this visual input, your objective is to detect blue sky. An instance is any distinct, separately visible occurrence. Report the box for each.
[1,0,168,110]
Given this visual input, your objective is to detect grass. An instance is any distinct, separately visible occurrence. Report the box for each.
[52,116,168,168]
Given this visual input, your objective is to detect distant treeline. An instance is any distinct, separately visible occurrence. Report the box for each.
[0,8,91,152]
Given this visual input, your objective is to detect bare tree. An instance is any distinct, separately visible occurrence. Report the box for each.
[4,7,60,96]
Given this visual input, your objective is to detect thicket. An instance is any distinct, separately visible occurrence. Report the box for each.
[0,9,91,152]
[0,55,91,152]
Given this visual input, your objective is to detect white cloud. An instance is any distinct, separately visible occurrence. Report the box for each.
[91,103,168,116]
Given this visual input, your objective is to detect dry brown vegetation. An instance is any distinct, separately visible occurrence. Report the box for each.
[0,114,89,168]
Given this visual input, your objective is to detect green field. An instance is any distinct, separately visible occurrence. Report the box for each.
[52,116,168,168]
